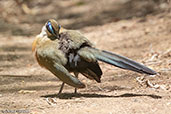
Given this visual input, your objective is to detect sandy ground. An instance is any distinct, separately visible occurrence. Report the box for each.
[0,12,171,114]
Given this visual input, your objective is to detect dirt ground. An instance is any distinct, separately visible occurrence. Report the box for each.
[0,1,171,114]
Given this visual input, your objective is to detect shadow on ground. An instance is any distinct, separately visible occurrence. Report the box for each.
[41,92,162,99]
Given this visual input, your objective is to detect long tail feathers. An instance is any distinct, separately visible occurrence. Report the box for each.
[90,48,157,75]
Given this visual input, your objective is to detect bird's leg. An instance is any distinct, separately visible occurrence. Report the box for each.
[74,72,79,94]
[58,82,65,95]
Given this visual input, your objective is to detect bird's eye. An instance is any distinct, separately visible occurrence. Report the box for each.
[46,21,56,35]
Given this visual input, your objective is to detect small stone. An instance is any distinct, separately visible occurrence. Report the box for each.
[167,102,171,105]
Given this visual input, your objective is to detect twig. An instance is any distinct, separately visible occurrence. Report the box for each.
[147,53,158,62]
[160,68,171,72]
[145,61,162,65]
[146,80,160,89]
[18,90,36,94]
[45,98,57,106]
[136,76,145,86]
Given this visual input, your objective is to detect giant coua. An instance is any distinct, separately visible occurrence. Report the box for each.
[32,19,157,94]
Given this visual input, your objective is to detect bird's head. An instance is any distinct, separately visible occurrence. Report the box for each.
[32,19,61,52]
[45,19,61,40]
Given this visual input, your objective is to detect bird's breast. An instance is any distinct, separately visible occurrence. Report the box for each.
[33,37,67,68]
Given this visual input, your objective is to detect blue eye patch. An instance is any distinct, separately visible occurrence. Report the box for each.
[46,21,56,35]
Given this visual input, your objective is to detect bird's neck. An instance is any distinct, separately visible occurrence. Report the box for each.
[32,33,49,52]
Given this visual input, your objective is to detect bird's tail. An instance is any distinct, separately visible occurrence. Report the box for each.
[89,48,157,75]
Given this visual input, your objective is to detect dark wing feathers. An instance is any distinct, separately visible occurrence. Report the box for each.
[59,31,103,83]
[58,30,157,84]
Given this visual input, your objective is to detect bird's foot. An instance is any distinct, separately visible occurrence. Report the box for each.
[74,88,77,94]
[57,82,65,96]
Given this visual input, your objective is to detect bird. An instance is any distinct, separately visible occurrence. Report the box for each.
[32,19,157,94]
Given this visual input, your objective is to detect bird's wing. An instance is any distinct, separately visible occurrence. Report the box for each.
[77,47,97,62]
[60,30,94,49]
[35,39,85,88]
[77,47,102,82]
[59,30,102,82]
[51,63,85,88]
